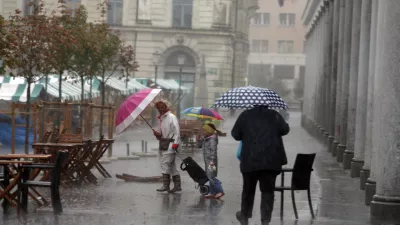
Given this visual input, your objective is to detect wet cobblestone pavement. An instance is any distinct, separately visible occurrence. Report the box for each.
[1,112,373,225]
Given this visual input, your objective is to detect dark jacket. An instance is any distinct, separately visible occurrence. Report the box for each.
[231,106,290,173]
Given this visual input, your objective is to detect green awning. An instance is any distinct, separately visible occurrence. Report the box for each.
[0,83,43,102]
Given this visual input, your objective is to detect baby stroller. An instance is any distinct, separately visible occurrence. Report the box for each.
[180,156,210,195]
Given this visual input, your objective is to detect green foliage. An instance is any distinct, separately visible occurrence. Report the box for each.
[0,0,140,138]
[4,2,49,83]
[0,15,9,74]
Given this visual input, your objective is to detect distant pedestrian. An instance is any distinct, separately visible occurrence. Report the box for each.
[201,123,226,199]
[232,106,290,225]
[152,100,182,193]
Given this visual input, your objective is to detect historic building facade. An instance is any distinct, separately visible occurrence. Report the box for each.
[248,0,306,100]
[0,0,257,107]
[302,0,400,223]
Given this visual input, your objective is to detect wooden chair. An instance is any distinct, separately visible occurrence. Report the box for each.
[58,134,83,143]
[41,131,52,143]
[274,153,316,220]
[75,127,82,134]
[18,151,69,214]
[50,127,60,143]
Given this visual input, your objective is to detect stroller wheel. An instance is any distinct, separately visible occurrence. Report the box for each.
[199,185,210,195]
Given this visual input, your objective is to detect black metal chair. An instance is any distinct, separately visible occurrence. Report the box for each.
[18,151,69,214]
[274,153,316,220]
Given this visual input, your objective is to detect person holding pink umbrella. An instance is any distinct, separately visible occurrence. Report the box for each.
[152,100,182,193]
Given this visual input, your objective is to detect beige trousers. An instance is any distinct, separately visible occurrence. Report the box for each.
[159,153,179,176]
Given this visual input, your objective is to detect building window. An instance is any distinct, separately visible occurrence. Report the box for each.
[252,13,270,25]
[279,13,295,27]
[23,0,38,16]
[107,0,123,25]
[278,40,294,53]
[173,0,193,28]
[66,0,81,17]
[251,40,268,53]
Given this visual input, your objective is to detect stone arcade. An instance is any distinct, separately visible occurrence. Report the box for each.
[302,0,400,223]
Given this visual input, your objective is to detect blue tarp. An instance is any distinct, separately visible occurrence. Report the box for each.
[0,113,35,149]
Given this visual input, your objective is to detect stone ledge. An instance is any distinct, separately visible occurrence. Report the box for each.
[131,152,158,157]
[117,156,140,160]
[99,159,111,165]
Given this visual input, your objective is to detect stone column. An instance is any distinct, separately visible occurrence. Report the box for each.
[306,26,316,128]
[336,0,353,162]
[328,0,340,153]
[319,6,329,140]
[312,14,322,134]
[294,65,300,79]
[343,0,362,169]
[370,1,400,222]
[366,0,382,205]
[302,35,309,127]
[351,0,372,178]
[313,12,322,134]
[304,25,315,130]
[362,0,378,192]
[323,2,333,145]
[316,9,325,138]
[333,0,346,157]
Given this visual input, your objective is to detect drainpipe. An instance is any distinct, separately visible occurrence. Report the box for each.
[231,0,239,89]
[131,0,139,80]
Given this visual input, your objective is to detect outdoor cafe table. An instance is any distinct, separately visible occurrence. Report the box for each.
[0,154,51,212]
[32,143,84,185]
[32,140,114,186]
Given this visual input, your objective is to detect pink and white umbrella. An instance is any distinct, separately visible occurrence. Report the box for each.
[115,88,162,135]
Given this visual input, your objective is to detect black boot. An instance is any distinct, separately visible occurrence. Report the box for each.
[157,174,170,192]
[236,211,249,225]
[169,175,182,193]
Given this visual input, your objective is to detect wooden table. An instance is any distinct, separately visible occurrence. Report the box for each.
[0,154,52,211]
[0,160,33,212]
[32,143,84,185]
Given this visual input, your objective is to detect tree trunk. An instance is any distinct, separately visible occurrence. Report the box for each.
[80,77,84,131]
[89,77,93,101]
[99,80,105,138]
[45,74,48,101]
[57,71,63,126]
[24,82,31,154]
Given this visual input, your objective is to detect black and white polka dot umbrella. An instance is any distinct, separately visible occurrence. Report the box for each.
[213,86,288,109]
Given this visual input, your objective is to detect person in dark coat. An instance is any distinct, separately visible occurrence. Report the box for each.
[231,105,290,225]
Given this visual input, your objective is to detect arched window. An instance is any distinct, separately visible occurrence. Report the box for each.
[165,51,195,67]
[172,0,193,28]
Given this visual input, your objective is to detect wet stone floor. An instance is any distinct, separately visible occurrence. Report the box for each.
[1,112,374,225]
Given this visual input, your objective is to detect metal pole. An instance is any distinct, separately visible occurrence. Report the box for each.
[126,143,130,156]
[155,65,158,84]
[177,66,182,119]
[152,65,158,127]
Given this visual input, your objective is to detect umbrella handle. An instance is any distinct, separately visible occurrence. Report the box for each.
[140,114,153,129]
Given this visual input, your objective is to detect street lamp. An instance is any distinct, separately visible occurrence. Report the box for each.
[177,54,185,119]
[152,51,160,86]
